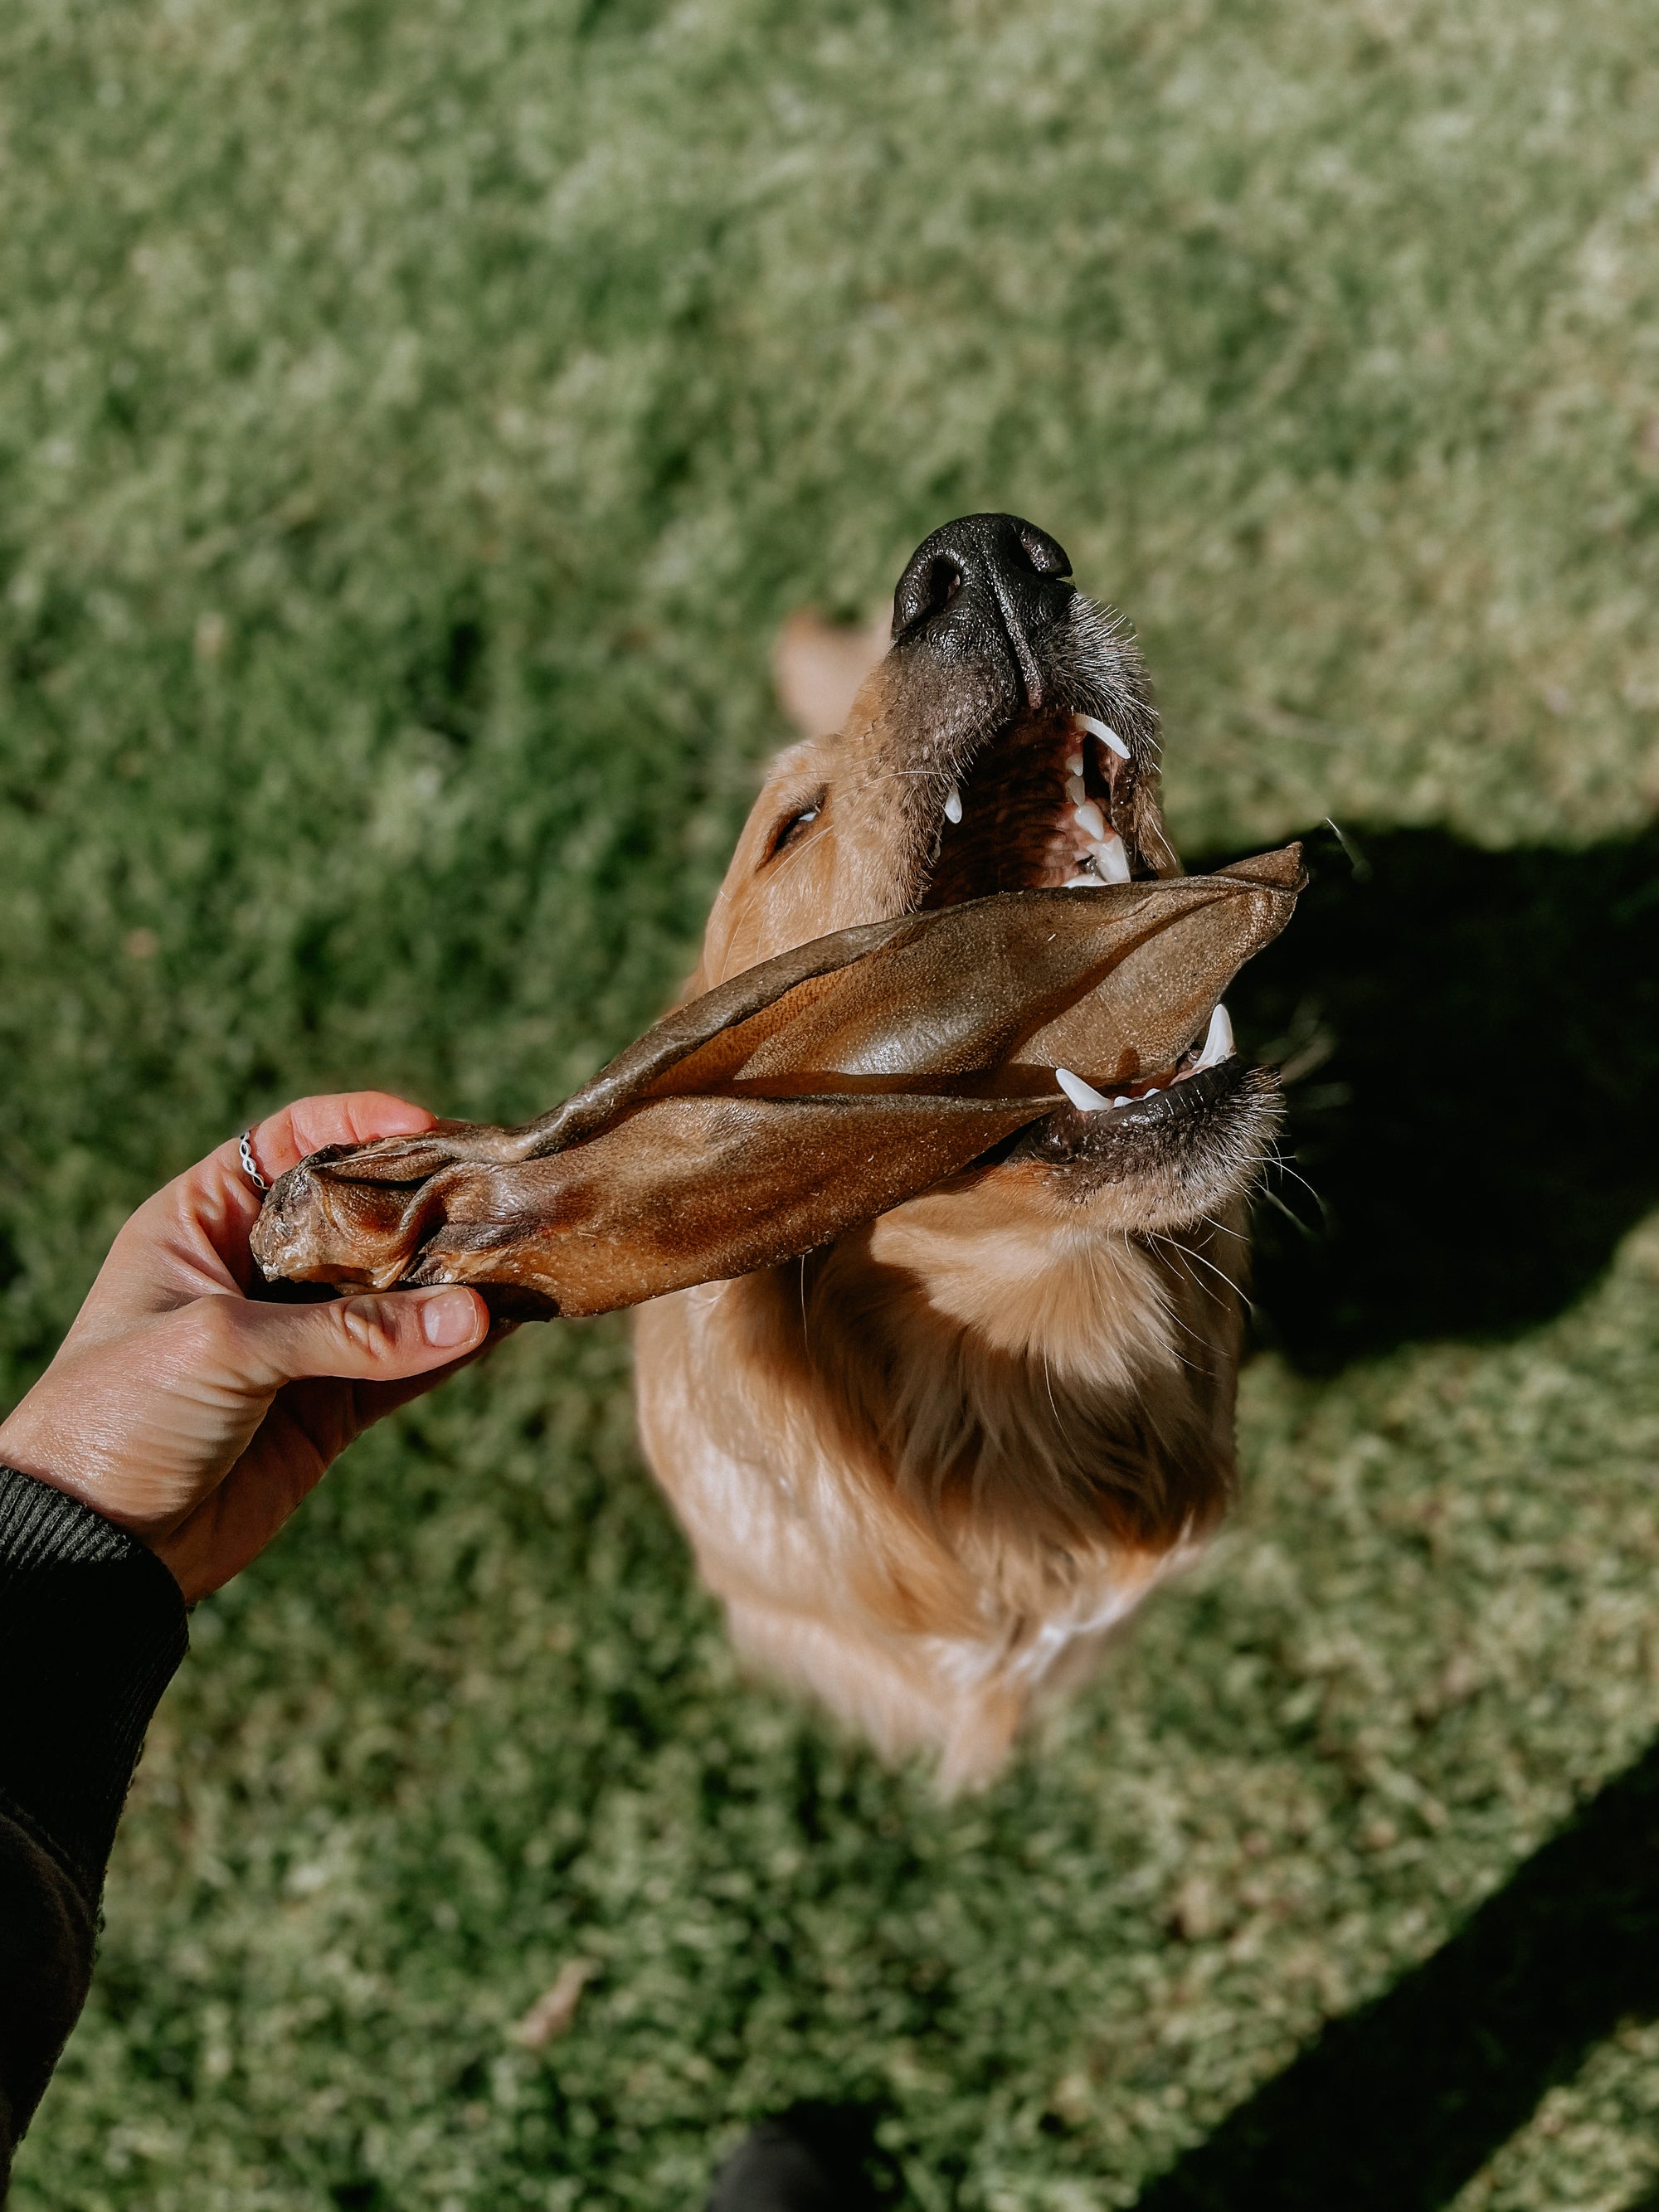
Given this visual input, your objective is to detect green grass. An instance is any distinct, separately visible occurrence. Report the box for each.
[3,0,1659,2204]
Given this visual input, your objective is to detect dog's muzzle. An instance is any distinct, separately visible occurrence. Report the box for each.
[890,513,1076,714]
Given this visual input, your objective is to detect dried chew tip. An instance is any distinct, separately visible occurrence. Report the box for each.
[249,848,1302,1320]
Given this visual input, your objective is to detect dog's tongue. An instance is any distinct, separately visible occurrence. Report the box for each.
[251,845,1302,1319]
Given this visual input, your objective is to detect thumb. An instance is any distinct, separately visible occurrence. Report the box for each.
[240,1285,490,1387]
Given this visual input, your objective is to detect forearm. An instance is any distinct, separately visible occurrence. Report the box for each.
[0,1094,485,2197]
[0,1466,188,2192]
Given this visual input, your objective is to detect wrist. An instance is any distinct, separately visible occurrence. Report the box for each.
[0,1394,142,1534]
[0,1400,75,1502]
[0,1359,208,1544]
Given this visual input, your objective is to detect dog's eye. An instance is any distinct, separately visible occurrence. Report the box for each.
[763,792,825,865]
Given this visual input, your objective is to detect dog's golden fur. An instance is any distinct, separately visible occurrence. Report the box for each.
[634,522,1275,1787]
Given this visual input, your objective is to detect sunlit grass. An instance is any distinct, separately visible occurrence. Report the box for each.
[3,1,1658,2204]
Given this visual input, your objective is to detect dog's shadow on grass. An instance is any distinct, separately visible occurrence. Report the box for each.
[1203,819,1659,1371]
[1131,1727,1659,2210]
[1126,820,1659,2206]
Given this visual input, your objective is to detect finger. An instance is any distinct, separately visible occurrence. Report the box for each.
[345,1315,518,1428]
[227,1284,489,1388]
[166,1311,513,1597]
[223,1091,438,1188]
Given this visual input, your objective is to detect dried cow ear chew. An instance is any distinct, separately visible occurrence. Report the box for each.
[250,848,1302,1319]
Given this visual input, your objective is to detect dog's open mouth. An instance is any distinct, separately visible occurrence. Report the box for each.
[926,707,1143,905]
[906,705,1272,1137]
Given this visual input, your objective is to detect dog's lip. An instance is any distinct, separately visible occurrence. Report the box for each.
[1013,1052,1256,1162]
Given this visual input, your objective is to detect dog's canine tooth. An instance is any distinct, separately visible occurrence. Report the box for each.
[944,784,963,824]
[1074,711,1131,761]
[1055,1066,1113,1113]
[1073,799,1107,841]
[1195,1002,1235,1068]
[1092,834,1131,883]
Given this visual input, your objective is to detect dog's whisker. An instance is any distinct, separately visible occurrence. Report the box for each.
[1261,1141,1331,1228]
[1257,1185,1319,1237]
[1146,1225,1253,1314]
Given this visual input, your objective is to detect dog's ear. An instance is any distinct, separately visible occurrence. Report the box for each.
[251,854,1302,1318]
[772,610,889,739]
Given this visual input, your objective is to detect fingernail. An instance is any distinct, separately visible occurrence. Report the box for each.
[419,1288,480,1348]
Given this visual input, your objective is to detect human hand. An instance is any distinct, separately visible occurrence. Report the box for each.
[0,1094,494,1602]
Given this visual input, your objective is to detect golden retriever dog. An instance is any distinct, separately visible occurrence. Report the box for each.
[633,513,1289,1789]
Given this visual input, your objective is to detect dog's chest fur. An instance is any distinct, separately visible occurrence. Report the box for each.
[633,1189,1243,1786]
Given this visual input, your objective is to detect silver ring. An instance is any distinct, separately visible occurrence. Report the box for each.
[238,1130,269,1194]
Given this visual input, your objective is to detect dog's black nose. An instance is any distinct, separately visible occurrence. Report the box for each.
[891,513,1074,708]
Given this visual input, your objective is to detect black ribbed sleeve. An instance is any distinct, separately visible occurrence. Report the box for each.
[0,1465,188,2192]
[0,1467,188,1897]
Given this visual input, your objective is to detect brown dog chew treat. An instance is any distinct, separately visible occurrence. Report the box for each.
[250,849,1301,1317]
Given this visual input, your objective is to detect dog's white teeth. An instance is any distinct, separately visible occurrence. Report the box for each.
[1065,774,1087,805]
[1073,799,1107,841]
[1113,1094,1132,1107]
[1063,873,1097,888]
[1195,1002,1235,1069]
[1074,712,1131,761]
[1092,833,1131,883]
[1066,750,1084,776]
[943,784,963,824]
[1055,1066,1113,1113]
